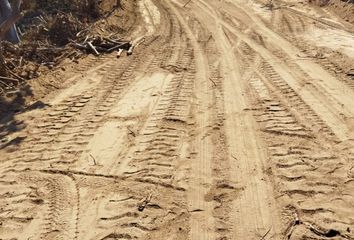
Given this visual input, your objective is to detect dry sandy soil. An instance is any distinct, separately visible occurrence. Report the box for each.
[0,0,354,239]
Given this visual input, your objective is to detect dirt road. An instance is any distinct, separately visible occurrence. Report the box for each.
[1,0,354,239]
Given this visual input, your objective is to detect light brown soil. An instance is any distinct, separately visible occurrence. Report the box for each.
[0,0,354,239]
[310,0,354,24]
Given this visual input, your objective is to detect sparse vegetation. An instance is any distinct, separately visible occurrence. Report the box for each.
[0,0,126,91]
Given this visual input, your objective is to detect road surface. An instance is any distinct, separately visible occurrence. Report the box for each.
[1,0,354,239]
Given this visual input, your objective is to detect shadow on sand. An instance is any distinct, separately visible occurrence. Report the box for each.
[0,84,50,150]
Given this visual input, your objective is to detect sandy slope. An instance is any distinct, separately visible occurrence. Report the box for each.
[0,0,354,239]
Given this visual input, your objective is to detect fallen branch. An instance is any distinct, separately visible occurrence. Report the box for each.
[117,48,124,58]
[89,154,97,165]
[72,42,90,51]
[0,75,19,84]
[260,227,272,240]
[7,69,24,82]
[127,44,134,56]
[127,126,136,137]
[138,193,152,212]
[107,42,131,53]
[209,77,217,87]
[103,37,122,45]
[72,36,132,55]
[0,79,11,88]
[126,36,145,56]
[87,41,99,56]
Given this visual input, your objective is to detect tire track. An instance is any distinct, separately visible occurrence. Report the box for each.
[166,3,218,240]
[267,7,354,93]
[188,1,282,238]
[283,6,354,34]
[1,0,354,239]
[0,171,80,240]
[54,2,196,239]
[0,34,164,239]
[198,0,354,142]
[248,73,354,239]
[224,5,354,237]
[189,0,354,239]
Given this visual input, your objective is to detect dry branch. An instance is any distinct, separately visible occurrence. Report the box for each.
[72,35,132,56]
[87,41,99,56]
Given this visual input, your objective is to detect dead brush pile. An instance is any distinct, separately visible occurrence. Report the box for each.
[1,0,125,94]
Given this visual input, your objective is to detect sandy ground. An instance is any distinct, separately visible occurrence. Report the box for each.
[0,0,354,239]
